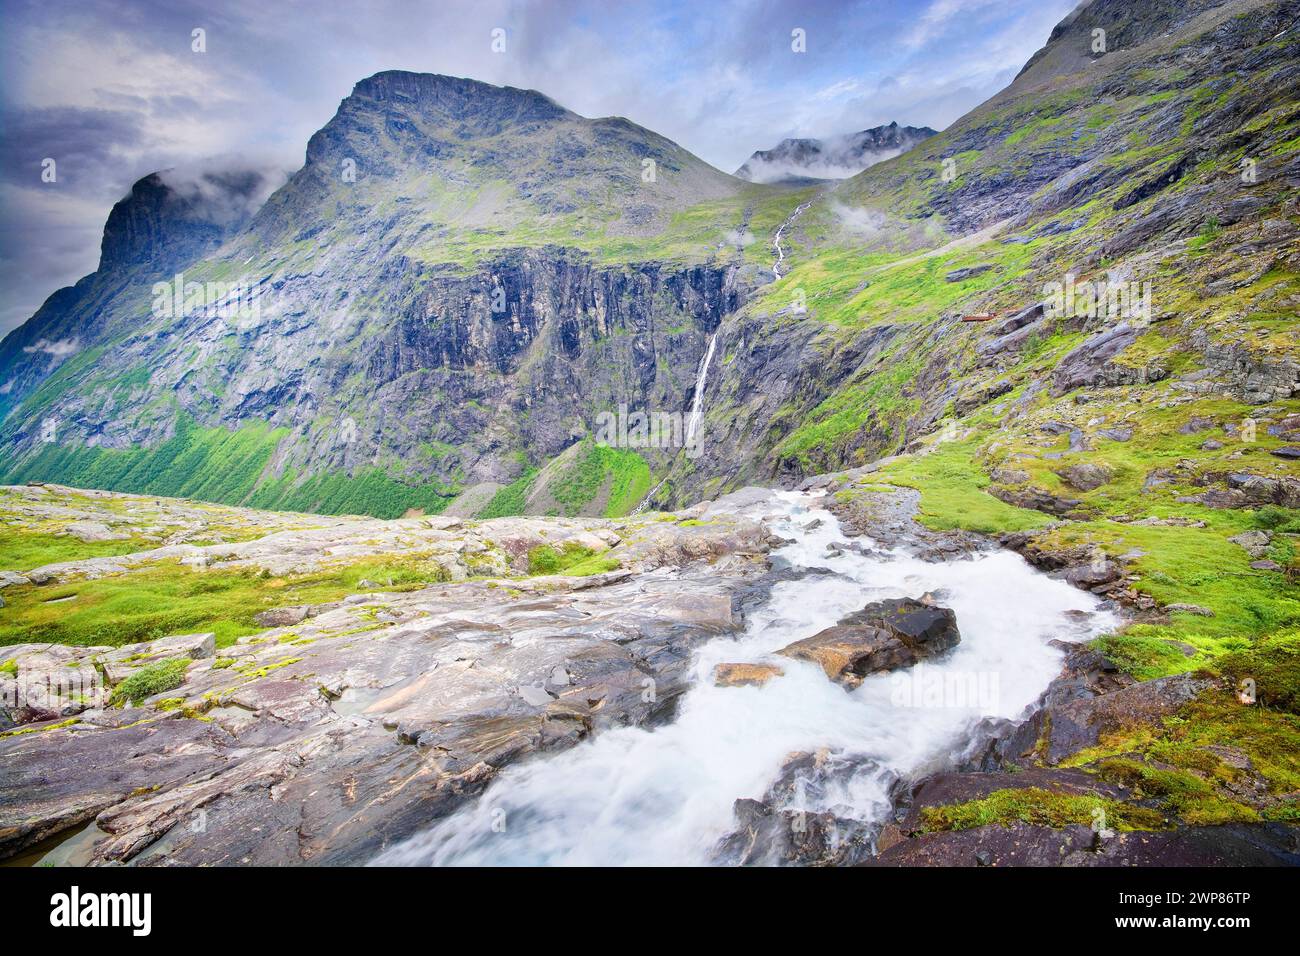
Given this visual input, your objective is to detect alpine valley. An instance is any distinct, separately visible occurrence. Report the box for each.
[1,0,1298,868]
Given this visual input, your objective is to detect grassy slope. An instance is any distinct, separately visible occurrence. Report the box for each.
[784,5,1300,828]
[476,439,652,519]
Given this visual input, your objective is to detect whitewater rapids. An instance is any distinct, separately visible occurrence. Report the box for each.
[375,490,1117,865]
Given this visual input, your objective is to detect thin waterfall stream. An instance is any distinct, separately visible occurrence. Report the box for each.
[684,329,719,450]
[375,489,1117,866]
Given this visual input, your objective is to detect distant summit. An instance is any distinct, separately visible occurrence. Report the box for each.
[734,121,938,184]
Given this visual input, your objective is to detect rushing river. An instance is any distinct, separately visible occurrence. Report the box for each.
[375,490,1117,866]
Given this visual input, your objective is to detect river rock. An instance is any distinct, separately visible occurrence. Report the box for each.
[1043,673,1213,764]
[869,822,1299,867]
[713,662,784,687]
[1060,559,1123,591]
[712,798,869,866]
[776,597,960,688]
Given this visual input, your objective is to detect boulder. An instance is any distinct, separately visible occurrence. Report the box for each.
[713,662,784,688]
[776,597,960,688]
[1227,530,1271,558]
[151,632,216,659]
[945,264,993,282]
[63,521,129,543]
[253,605,312,627]
[712,798,869,866]
[1043,673,1212,764]
[1056,462,1113,491]
[1061,559,1123,590]
[1165,603,1214,617]
[989,484,1084,517]
[869,822,1299,867]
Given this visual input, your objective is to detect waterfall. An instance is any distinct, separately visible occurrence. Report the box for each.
[684,330,719,450]
[772,199,814,280]
[631,477,668,516]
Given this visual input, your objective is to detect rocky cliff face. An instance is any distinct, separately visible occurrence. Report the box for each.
[0,72,782,516]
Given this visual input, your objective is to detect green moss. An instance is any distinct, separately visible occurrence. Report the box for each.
[1092,634,1194,681]
[920,786,1166,832]
[1095,758,1261,825]
[0,717,80,738]
[0,527,149,573]
[526,541,618,576]
[1217,630,1300,715]
[873,440,1051,534]
[0,553,456,650]
[234,656,302,680]
[1064,689,1300,797]
[109,657,190,706]
[0,658,17,677]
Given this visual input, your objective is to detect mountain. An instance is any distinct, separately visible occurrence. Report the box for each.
[0,72,796,517]
[1,0,1297,529]
[733,121,938,184]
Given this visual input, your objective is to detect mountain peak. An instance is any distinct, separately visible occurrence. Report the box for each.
[347,70,572,123]
[735,122,937,184]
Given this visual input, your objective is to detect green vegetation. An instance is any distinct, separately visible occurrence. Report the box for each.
[773,355,923,470]
[109,657,190,706]
[526,542,619,576]
[548,440,653,518]
[3,414,288,505]
[0,554,454,649]
[246,466,454,518]
[920,786,1166,832]
[477,468,539,519]
[873,440,1052,534]
[0,527,146,572]
[1061,690,1300,821]
[1094,758,1260,826]
[1217,629,1300,714]
[3,414,455,520]
[477,442,652,519]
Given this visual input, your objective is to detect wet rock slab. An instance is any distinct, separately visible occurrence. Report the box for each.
[776,597,960,688]
[0,511,770,865]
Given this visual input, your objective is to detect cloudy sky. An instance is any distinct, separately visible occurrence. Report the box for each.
[0,0,1077,334]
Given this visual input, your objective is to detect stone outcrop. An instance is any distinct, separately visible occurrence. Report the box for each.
[0,497,771,864]
[776,597,960,688]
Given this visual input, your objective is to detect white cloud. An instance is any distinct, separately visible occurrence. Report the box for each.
[22,337,80,358]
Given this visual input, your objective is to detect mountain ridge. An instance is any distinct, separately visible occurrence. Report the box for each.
[734,121,939,184]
